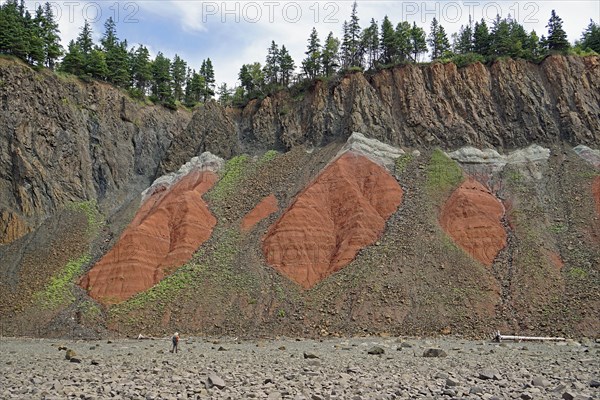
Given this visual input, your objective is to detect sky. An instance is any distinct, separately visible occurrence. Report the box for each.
[25,1,600,88]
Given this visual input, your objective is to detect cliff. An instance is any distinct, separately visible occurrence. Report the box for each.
[160,55,600,173]
[0,57,191,243]
[0,55,598,339]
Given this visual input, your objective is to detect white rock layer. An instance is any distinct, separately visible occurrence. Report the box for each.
[141,152,224,202]
[339,132,405,170]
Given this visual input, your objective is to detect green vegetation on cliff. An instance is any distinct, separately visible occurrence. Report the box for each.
[33,255,91,309]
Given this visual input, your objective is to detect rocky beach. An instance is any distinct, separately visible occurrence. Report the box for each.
[1,336,598,399]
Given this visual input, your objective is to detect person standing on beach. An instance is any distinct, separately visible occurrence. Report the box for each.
[171,332,179,353]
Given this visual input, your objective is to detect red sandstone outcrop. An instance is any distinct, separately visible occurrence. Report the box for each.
[594,176,600,215]
[80,170,217,303]
[241,194,278,232]
[440,178,507,266]
[262,152,403,288]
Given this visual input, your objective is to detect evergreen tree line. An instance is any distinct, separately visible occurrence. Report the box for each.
[0,0,215,108]
[233,3,600,104]
[60,18,215,108]
[2,0,600,109]
[0,0,61,68]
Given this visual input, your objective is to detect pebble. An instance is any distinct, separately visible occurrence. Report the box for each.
[0,337,597,399]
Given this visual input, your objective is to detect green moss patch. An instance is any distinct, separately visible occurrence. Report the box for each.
[426,149,463,197]
[207,155,250,201]
[34,254,91,309]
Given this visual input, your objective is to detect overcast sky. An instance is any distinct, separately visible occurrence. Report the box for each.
[28,1,600,88]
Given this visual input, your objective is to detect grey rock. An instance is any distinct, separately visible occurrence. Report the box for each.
[367,346,384,355]
[532,377,551,387]
[470,386,484,394]
[478,370,499,380]
[206,373,226,390]
[423,348,447,358]
[445,378,459,387]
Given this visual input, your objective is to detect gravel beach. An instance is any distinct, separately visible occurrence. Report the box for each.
[1,336,598,399]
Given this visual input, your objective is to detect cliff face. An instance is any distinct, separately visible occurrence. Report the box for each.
[229,55,599,150]
[0,58,191,242]
[1,55,599,339]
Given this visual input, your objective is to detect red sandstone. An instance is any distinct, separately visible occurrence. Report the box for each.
[440,178,507,266]
[262,152,403,289]
[80,171,218,303]
[241,194,278,232]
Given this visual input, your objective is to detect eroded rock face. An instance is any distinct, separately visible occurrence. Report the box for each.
[594,177,600,215]
[80,170,217,303]
[241,194,278,232]
[228,56,600,150]
[0,58,191,244]
[440,178,507,266]
[262,152,403,288]
[0,210,30,244]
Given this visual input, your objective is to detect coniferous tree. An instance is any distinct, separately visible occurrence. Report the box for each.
[379,16,396,64]
[170,54,187,101]
[76,20,93,57]
[340,20,351,68]
[239,64,253,94]
[184,70,205,106]
[278,45,295,86]
[546,10,569,51]
[130,45,152,95]
[302,27,321,79]
[428,17,450,59]
[100,18,130,87]
[524,30,542,59]
[362,18,379,69]
[473,19,491,56]
[151,52,173,104]
[508,19,529,58]
[60,21,96,77]
[455,20,474,54]
[200,58,215,101]
[60,39,84,75]
[27,8,44,65]
[410,22,427,62]
[0,0,28,59]
[580,20,600,53]
[321,31,339,76]
[490,15,512,57]
[38,2,61,68]
[248,62,265,94]
[239,62,265,97]
[264,40,280,85]
[87,47,109,80]
[347,1,362,67]
[395,21,412,62]
[217,82,232,106]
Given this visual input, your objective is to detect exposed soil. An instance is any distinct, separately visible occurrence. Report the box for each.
[440,178,507,266]
[2,146,598,340]
[262,152,403,288]
[594,176,600,215]
[241,194,278,232]
[79,171,218,304]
